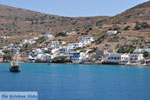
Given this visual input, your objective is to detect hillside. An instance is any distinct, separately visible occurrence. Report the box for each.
[0,4,109,45]
[1,1,150,54]
[76,1,150,53]
[103,1,150,24]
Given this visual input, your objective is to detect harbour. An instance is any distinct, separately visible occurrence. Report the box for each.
[0,63,150,100]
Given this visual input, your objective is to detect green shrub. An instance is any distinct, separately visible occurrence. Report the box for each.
[81,33,88,35]
[117,46,136,53]
[140,22,149,28]
[143,51,149,57]
[137,36,144,39]
[135,22,149,30]
[44,50,51,54]
[55,32,67,37]
[3,54,12,62]
[124,26,130,30]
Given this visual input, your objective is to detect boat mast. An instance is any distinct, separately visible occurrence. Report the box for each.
[16,52,19,65]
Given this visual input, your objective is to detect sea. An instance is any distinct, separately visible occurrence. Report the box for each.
[0,63,150,100]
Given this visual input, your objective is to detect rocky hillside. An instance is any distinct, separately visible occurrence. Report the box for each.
[75,1,150,53]
[0,4,108,36]
[1,1,150,53]
[102,1,150,24]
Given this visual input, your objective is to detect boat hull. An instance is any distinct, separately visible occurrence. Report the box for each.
[10,66,21,72]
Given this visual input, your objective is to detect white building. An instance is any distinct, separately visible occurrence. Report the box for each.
[28,40,36,44]
[25,55,36,63]
[129,54,144,62]
[0,50,4,56]
[65,31,75,35]
[50,48,58,54]
[44,34,54,39]
[106,30,118,35]
[32,37,39,40]
[36,54,51,62]
[21,39,29,45]
[104,54,129,64]
[68,43,83,50]
[0,36,9,40]
[70,52,88,63]
[80,36,94,45]
[47,41,61,49]
[133,48,150,54]
[58,47,71,55]
[32,48,44,56]
[8,43,14,47]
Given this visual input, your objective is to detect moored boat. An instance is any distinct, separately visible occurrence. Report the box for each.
[10,53,21,72]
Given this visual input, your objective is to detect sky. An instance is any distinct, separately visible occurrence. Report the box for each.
[0,0,148,17]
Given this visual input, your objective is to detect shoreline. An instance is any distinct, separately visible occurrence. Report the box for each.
[0,62,150,68]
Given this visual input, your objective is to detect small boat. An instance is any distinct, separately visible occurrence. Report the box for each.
[10,53,21,72]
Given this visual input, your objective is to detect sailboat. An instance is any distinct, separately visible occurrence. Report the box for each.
[10,53,21,72]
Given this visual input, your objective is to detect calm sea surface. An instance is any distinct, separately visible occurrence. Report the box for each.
[0,63,150,100]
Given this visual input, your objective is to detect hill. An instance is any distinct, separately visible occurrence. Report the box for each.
[0,4,109,45]
[103,1,150,24]
[1,1,150,53]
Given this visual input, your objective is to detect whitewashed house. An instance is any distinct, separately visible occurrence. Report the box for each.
[28,40,36,44]
[104,54,129,64]
[68,43,83,50]
[32,37,39,40]
[129,54,144,62]
[57,46,73,57]
[36,54,51,62]
[0,50,4,56]
[133,48,150,54]
[65,31,75,35]
[70,52,88,63]
[50,48,58,54]
[0,36,9,40]
[47,41,61,49]
[25,55,36,63]
[8,43,14,47]
[44,34,54,39]
[96,50,109,56]
[106,30,118,35]
[32,48,44,56]
[80,36,94,46]
[21,39,29,45]
[58,47,70,54]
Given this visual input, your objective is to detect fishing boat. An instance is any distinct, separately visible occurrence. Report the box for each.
[10,53,21,72]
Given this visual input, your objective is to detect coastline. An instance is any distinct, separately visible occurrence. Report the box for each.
[0,61,150,68]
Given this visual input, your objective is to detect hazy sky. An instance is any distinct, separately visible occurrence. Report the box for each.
[0,0,148,17]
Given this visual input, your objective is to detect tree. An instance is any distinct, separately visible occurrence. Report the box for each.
[143,51,149,57]
[3,54,12,62]
[44,50,51,54]
[55,32,67,37]
[124,26,130,30]
[140,22,148,28]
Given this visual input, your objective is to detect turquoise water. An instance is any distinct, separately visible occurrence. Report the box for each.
[0,63,150,100]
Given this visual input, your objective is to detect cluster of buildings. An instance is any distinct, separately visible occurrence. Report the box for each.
[25,36,94,63]
[21,37,38,45]
[0,37,39,58]
[104,48,150,65]
[0,36,9,40]
[1,31,150,66]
